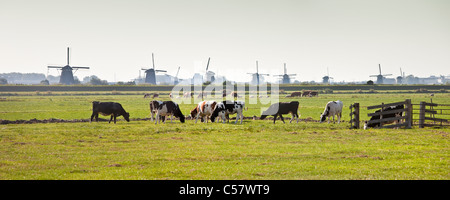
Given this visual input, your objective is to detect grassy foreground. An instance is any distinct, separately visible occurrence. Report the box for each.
[0,92,449,179]
[0,120,448,180]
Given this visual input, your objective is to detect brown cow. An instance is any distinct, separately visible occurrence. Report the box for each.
[190,100,217,123]
[286,92,302,97]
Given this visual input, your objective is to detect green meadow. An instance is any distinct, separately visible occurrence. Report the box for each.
[0,91,449,179]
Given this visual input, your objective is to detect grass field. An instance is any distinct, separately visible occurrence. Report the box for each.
[0,91,449,179]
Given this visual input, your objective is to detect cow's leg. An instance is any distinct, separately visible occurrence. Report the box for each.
[280,114,285,124]
[338,112,341,124]
[296,113,299,123]
[90,112,96,123]
[240,111,243,124]
[170,114,173,123]
[155,113,159,125]
[195,113,200,124]
[113,114,117,124]
[333,115,336,124]
[273,115,277,124]
[95,114,99,122]
[220,112,227,124]
[289,113,294,123]
[109,115,113,123]
[151,111,154,122]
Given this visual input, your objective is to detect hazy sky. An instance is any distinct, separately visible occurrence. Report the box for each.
[1,0,449,83]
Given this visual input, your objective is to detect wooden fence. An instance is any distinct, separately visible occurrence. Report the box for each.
[416,102,449,128]
[349,103,360,129]
[350,99,412,129]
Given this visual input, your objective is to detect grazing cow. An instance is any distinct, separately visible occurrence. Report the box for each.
[190,101,217,123]
[90,101,130,124]
[260,101,300,124]
[154,101,185,124]
[302,91,311,97]
[149,100,164,122]
[184,92,193,98]
[319,100,343,124]
[364,104,404,130]
[230,92,241,98]
[197,92,207,98]
[144,93,159,98]
[309,91,319,97]
[211,100,245,124]
[286,92,302,97]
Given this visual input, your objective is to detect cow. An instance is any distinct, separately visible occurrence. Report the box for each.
[210,100,245,124]
[190,101,217,123]
[319,100,343,124]
[144,93,159,98]
[197,92,207,99]
[230,92,241,98]
[309,91,319,97]
[90,101,130,124]
[286,92,302,97]
[154,101,185,124]
[302,91,311,97]
[184,92,193,98]
[260,101,300,124]
[364,104,404,130]
[149,100,164,122]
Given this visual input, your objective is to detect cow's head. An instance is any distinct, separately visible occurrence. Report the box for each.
[123,112,130,122]
[190,108,198,119]
[179,114,185,123]
[175,106,185,123]
[319,106,329,123]
[260,115,268,120]
[363,121,368,130]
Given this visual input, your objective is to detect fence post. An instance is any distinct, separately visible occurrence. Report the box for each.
[419,101,425,128]
[405,99,412,129]
[349,103,360,129]
[354,103,360,129]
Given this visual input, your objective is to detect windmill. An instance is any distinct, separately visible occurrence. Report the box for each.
[396,68,404,84]
[174,66,181,85]
[274,63,296,84]
[141,53,167,85]
[369,64,392,84]
[322,67,333,84]
[247,61,269,85]
[47,47,89,85]
[205,57,215,83]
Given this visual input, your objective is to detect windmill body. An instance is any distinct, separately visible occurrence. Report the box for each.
[47,47,89,85]
[369,64,392,84]
[322,68,333,84]
[141,53,167,85]
[205,57,215,83]
[248,61,269,85]
[274,63,296,84]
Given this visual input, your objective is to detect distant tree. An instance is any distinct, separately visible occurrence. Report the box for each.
[0,78,7,84]
[116,81,136,85]
[367,80,374,85]
[40,79,49,85]
[89,76,108,85]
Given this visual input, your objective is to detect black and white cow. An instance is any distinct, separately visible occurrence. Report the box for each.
[90,101,130,124]
[210,100,245,124]
[320,100,343,124]
[154,101,185,124]
[364,104,404,129]
[260,101,300,124]
[149,100,164,122]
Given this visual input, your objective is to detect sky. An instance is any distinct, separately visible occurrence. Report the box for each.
[0,0,449,83]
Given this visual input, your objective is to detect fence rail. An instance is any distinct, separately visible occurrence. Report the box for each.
[418,101,449,128]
